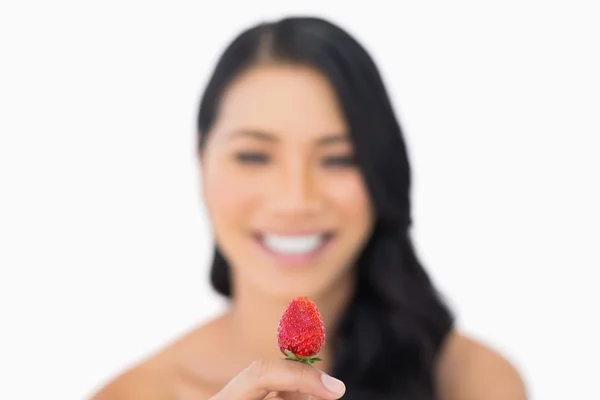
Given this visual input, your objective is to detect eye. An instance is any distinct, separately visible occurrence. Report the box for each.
[322,155,356,167]
[234,152,269,164]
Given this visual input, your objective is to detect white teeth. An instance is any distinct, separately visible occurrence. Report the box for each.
[262,234,325,255]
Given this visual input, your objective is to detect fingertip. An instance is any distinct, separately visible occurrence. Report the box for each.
[321,373,346,396]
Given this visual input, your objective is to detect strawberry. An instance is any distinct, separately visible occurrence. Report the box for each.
[276,296,326,365]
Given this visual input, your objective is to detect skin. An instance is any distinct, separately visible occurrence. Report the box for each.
[89,64,528,400]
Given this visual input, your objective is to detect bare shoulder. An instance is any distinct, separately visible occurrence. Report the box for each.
[436,330,528,400]
[89,315,230,400]
[88,358,173,400]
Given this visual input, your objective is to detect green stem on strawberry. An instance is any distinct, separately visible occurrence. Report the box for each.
[283,349,323,365]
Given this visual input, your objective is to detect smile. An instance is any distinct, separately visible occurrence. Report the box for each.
[254,232,334,264]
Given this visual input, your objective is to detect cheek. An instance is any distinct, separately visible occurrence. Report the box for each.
[203,163,260,229]
[325,173,373,225]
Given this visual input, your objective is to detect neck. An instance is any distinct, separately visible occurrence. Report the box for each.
[225,274,355,367]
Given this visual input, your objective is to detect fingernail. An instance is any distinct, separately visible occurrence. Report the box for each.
[321,373,345,394]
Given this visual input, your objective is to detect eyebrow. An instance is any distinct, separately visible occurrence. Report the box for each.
[317,134,348,145]
[228,129,277,141]
[228,129,349,145]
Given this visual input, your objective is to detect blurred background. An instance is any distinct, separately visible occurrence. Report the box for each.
[0,1,598,399]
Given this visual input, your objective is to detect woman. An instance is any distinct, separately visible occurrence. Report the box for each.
[91,16,526,400]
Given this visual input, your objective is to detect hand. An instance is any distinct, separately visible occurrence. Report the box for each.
[209,358,346,400]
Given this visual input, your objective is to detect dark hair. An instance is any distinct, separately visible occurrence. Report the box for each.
[196,16,454,400]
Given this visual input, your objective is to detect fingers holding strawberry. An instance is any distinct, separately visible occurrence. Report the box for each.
[209,297,341,400]
[210,358,345,400]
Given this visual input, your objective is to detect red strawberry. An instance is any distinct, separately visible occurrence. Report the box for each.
[276,296,326,365]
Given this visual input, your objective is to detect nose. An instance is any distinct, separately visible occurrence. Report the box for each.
[268,161,321,216]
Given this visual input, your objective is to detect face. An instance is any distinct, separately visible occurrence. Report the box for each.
[200,63,374,300]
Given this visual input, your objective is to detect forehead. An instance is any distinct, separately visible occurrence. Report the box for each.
[214,64,348,138]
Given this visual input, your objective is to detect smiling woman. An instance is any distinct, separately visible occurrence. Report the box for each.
[202,63,373,300]
[90,15,527,400]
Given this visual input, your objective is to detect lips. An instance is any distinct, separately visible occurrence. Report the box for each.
[254,232,333,259]
[263,234,324,254]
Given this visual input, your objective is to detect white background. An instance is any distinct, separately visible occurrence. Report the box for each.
[1,1,598,399]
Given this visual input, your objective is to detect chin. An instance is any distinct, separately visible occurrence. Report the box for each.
[258,271,352,303]
[262,283,326,302]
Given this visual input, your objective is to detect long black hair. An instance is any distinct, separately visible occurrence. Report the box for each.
[196,16,454,400]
